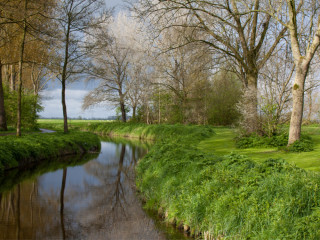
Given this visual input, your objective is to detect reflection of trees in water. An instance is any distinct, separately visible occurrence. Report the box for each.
[0,184,26,239]
[76,143,164,240]
[0,142,165,240]
[0,175,68,239]
[60,168,67,240]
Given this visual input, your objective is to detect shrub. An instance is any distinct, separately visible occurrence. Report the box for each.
[235,132,314,152]
[285,137,314,152]
[4,87,42,130]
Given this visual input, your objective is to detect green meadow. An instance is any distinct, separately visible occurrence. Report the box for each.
[198,126,320,172]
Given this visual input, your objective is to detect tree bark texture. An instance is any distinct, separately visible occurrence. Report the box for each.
[0,60,8,131]
[288,65,308,145]
[241,73,259,134]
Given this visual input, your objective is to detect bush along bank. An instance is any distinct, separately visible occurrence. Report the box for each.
[45,122,320,239]
[0,131,101,173]
[73,122,216,141]
[235,132,314,152]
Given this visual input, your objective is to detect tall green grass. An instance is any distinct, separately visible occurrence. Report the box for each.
[137,150,320,239]
[0,132,100,172]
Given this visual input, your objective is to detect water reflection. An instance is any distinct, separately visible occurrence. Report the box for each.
[0,141,189,240]
[60,168,67,240]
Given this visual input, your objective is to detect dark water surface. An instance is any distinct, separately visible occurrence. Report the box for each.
[0,140,190,240]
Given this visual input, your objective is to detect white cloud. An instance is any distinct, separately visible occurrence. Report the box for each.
[39,89,115,119]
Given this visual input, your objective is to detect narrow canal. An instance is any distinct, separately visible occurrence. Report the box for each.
[0,139,191,240]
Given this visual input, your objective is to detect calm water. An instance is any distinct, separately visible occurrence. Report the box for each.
[0,140,191,240]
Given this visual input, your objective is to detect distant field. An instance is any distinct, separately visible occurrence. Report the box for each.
[38,119,113,124]
[37,119,113,130]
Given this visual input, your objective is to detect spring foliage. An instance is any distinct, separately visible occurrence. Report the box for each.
[3,86,42,130]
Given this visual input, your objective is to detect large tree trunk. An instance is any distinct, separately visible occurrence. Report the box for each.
[0,60,8,131]
[288,65,308,145]
[285,1,320,145]
[241,73,259,134]
[120,101,127,122]
[16,0,28,137]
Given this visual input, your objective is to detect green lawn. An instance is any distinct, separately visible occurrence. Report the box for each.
[198,126,320,171]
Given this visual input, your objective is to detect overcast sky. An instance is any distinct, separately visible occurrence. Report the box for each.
[40,0,127,119]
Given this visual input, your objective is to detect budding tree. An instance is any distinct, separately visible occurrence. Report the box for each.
[83,12,151,122]
[54,0,105,133]
[133,0,287,133]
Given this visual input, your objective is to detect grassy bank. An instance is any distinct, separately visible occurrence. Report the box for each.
[38,119,210,141]
[0,131,101,172]
[38,120,320,239]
